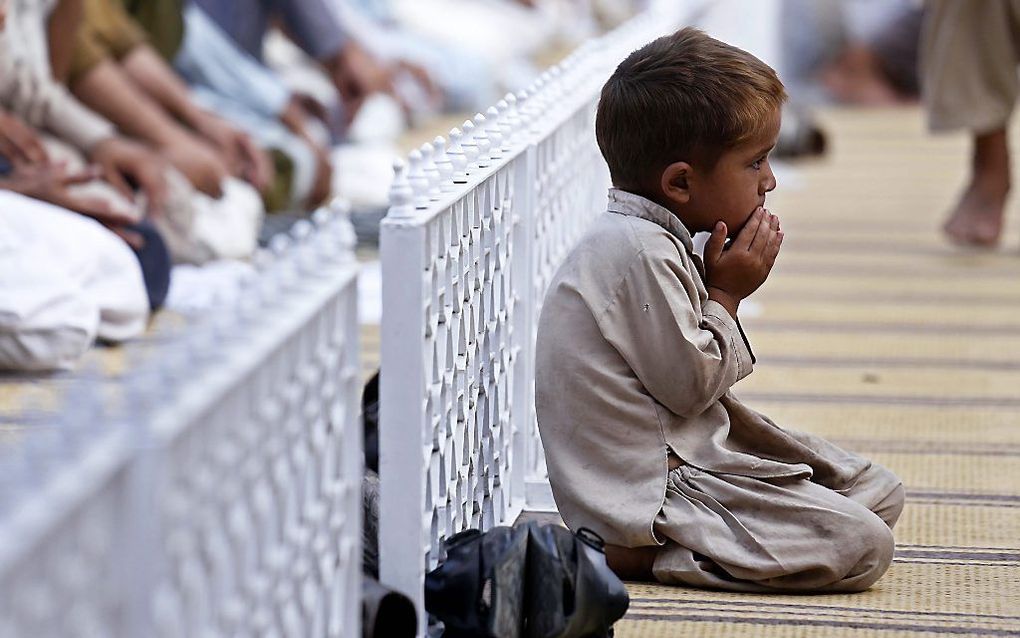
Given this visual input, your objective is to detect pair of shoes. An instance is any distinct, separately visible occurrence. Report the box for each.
[425,522,629,637]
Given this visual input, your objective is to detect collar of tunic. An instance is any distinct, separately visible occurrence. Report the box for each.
[606,188,696,255]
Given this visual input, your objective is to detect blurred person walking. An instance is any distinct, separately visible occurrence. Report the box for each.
[922,0,1020,247]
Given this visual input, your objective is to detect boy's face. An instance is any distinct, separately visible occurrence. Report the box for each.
[684,107,781,237]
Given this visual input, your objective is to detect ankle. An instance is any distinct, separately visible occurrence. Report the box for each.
[968,173,1010,200]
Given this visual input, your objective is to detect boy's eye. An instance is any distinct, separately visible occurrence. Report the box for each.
[751,157,766,170]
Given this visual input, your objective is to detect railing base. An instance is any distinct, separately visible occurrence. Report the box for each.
[525,478,557,512]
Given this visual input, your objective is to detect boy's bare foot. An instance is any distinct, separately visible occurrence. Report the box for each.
[604,544,658,582]
[942,179,1008,247]
[943,128,1010,248]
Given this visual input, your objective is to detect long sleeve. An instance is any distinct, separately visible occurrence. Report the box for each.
[274,0,348,60]
[194,0,347,61]
[0,22,115,151]
[67,0,151,85]
[174,5,291,118]
[597,248,754,419]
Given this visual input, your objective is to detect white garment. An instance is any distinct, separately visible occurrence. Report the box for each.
[0,191,149,371]
[164,260,256,316]
[390,0,551,91]
[190,177,265,260]
[2,2,266,264]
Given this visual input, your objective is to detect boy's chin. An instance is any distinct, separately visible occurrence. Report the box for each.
[730,211,760,237]
[727,221,750,239]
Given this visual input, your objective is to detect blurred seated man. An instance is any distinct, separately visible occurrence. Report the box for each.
[144,1,336,210]
[0,190,153,371]
[0,146,157,370]
[780,0,921,105]
[63,0,272,200]
[1,0,263,263]
[334,0,494,113]
[195,0,397,125]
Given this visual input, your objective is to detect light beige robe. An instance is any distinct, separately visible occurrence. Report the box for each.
[921,0,1020,133]
[535,189,903,591]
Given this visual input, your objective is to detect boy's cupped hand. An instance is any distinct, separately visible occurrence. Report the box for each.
[704,206,783,315]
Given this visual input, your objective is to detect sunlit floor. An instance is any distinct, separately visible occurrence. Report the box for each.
[610,107,1020,637]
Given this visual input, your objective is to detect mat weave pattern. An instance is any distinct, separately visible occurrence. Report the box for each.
[615,109,1020,637]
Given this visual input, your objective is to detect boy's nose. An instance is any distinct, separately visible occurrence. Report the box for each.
[762,168,777,193]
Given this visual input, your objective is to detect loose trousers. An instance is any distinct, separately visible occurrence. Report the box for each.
[652,459,904,592]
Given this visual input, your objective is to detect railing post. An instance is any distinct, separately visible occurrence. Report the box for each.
[379,161,430,630]
[510,112,538,521]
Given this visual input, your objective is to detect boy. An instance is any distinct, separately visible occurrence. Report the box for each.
[535,28,904,592]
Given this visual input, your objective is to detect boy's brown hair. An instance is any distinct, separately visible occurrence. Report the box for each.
[596,27,787,189]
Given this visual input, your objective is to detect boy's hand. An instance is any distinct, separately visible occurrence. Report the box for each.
[704,207,783,316]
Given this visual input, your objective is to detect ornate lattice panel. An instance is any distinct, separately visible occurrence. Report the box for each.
[381,123,530,623]
[144,215,362,638]
[0,207,363,638]
[0,429,134,638]
[146,276,361,636]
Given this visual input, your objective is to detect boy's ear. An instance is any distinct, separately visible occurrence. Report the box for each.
[660,161,692,206]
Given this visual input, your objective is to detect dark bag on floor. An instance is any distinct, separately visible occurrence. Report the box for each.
[424,522,629,638]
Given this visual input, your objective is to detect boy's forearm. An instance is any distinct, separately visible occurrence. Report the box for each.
[707,286,740,319]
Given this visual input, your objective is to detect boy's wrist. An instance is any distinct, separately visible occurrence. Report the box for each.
[707,286,741,318]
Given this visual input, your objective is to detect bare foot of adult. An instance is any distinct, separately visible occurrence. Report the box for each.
[943,128,1010,248]
[942,180,1008,247]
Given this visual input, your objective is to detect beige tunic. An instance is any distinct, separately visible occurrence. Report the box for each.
[535,189,872,548]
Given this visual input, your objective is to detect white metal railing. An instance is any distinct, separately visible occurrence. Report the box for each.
[0,203,363,637]
[379,4,704,624]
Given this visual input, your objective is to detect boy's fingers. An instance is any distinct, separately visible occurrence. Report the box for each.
[733,207,763,252]
[766,231,784,266]
[747,208,772,253]
[759,212,782,256]
[761,227,779,260]
[704,221,727,266]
